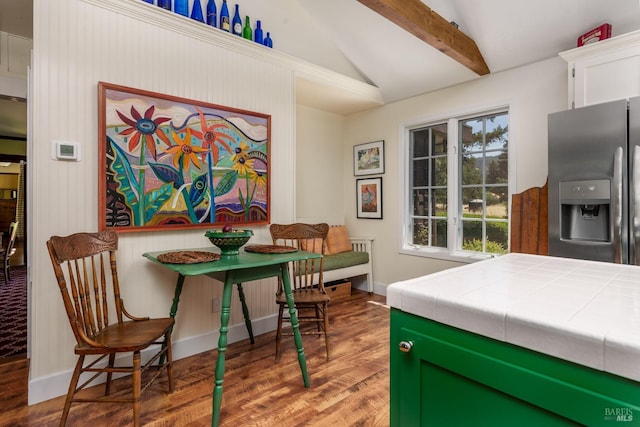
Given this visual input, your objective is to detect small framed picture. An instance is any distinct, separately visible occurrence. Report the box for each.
[356,177,383,219]
[353,140,384,176]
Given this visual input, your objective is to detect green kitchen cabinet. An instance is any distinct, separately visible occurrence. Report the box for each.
[390,309,640,427]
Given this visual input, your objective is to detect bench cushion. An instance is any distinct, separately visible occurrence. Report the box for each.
[322,250,369,272]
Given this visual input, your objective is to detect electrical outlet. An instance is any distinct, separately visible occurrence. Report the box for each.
[212,297,221,313]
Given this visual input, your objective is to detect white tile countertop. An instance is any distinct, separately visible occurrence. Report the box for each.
[387,253,640,382]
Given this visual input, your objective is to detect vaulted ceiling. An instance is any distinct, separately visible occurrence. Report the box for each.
[294,0,640,103]
[2,0,640,138]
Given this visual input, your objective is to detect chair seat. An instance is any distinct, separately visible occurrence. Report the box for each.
[75,318,174,355]
[275,289,330,305]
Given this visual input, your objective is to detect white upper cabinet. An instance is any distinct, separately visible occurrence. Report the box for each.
[560,30,640,109]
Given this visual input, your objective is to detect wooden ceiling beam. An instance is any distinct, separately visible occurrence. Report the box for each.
[357,0,490,76]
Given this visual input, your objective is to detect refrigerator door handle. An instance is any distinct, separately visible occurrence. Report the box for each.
[633,146,640,265]
[613,146,623,263]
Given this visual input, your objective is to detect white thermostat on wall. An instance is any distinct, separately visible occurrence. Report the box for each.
[51,140,81,161]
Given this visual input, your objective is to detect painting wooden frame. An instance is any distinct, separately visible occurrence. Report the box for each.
[98,82,270,233]
[353,140,384,176]
[356,177,383,219]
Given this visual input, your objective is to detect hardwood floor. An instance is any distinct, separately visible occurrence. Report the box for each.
[0,289,390,426]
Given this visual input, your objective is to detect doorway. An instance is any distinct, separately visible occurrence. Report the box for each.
[0,99,28,362]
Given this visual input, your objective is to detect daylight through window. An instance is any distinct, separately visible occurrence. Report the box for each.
[406,110,509,258]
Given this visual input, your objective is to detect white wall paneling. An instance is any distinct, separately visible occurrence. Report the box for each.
[29,0,295,404]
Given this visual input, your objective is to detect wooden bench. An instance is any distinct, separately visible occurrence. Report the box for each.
[322,236,374,293]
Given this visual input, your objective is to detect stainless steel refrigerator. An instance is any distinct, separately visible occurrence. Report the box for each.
[548,97,640,264]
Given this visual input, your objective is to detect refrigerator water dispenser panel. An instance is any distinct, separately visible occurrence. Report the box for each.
[559,179,610,242]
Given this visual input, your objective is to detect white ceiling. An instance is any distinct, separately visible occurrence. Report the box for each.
[3,0,640,137]
[293,0,640,103]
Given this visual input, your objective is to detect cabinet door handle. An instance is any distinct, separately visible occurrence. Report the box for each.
[399,341,413,353]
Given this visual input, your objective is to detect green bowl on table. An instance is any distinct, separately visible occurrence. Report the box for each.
[205,229,253,255]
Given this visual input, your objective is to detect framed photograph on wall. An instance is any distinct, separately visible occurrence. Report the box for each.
[353,140,384,176]
[98,82,271,233]
[356,177,383,219]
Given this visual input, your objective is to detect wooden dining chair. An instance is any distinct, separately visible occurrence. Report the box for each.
[46,231,174,427]
[270,223,331,361]
[0,221,18,286]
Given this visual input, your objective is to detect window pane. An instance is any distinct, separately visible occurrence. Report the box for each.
[486,186,508,219]
[485,151,508,184]
[432,124,448,155]
[462,187,483,218]
[433,156,447,186]
[461,152,482,185]
[461,220,483,251]
[485,113,509,151]
[413,159,428,186]
[412,218,429,245]
[431,219,447,248]
[486,221,508,254]
[413,189,429,216]
[460,118,483,153]
[412,218,447,248]
[412,129,429,157]
[432,188,447,217]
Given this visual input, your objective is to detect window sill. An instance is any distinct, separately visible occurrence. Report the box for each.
[398,246,499,264]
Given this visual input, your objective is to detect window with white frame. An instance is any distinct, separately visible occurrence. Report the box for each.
[403,109,509,258]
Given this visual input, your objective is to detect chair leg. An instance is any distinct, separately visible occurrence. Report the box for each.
[275,303,284,362]
[3,261,7,286]
[323,303,330,361]
[315,306,322,333]
[164,331,174,392]
[132,351,142,427]
[105,354,116,396]
[60,356,84,427]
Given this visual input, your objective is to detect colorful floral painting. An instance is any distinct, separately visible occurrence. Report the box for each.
[98,82,270,232]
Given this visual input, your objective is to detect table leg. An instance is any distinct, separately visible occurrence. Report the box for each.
[235,283,255,344]
[280,262,310,388]
[169,274,186,319]
[211,278,234,427]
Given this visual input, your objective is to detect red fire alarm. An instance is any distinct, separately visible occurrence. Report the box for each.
[577,23,612,47]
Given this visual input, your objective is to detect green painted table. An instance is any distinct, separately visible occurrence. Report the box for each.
[143,247,321,427]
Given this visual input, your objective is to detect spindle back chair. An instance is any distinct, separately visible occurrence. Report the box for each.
[270,223,331,361]
[46,231,174,427]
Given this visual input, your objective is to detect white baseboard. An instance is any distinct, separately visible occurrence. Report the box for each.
[28,314,278,405]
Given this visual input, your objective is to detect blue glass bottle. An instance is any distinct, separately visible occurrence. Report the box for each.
[191,0,204,22]
[206,0,217,27]
[232,4,242,36]
[174,0,188,16]
[263,32,273,48]
[254,20,263,44]
[157,0,171,10]
[142,0,154,4]
[220,0,230,32]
